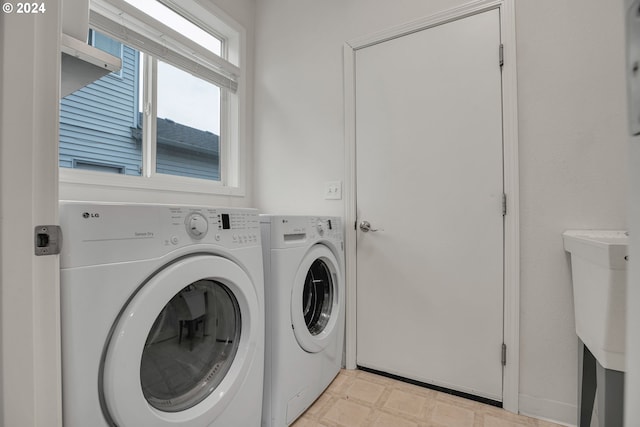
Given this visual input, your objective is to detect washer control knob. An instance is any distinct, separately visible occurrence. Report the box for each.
[316,222,325,236]
[186,213,208,239]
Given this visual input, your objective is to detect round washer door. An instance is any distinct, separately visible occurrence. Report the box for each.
[290,244,342,353]
[102,255,260,426]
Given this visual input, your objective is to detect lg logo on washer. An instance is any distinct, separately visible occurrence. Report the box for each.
[82,212,100,219]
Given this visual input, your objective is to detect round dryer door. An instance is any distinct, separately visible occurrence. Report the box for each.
[290,244,342,353]
[101,255,260,426]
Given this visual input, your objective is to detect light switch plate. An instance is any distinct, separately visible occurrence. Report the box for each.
[324,181,342,200]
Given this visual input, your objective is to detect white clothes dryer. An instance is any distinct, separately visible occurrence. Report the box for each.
[60,202,264,427]
[260,216,345,426]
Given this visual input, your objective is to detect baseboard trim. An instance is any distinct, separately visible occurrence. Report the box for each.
[518,393,576,427]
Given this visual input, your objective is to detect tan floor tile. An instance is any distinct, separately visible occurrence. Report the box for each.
[346,378,386,404]
[371,410,420,427]
[395,379,439,399]
[482,414,530,427]
[434,391,489,412]
[291,416,320,427]
[355,369,394,386]
[299,370,564,427]
[323,398,372,427]
[431,402,475,427]
[383,389,428,418]
[481,406,537,425]
[325,373,353,394]
[305,392,333,417]
[536,419,565,427]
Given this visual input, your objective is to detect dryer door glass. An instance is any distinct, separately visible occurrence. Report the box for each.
[140,279,241,412]
[302,259,334,335]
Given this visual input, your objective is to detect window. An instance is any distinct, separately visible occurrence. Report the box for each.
[59,0,244,196]
[90,29,123,77]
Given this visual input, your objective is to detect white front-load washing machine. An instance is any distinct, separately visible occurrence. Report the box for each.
[60,202,264,427]
[260,216,345,426]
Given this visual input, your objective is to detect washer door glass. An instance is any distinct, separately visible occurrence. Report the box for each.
[290,244,342,353]
[140,280,241,412]
[302,259,334,336]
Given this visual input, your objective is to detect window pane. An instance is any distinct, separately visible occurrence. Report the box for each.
[156,61,221,181]
[91,30,122,58]
[124,0,222,56]
[60,32,142,175]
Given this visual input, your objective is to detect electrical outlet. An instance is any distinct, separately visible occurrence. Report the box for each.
[324,181,342,200]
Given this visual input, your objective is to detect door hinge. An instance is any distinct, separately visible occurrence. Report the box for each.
[501,343,507,366]
[502,193,507,216]
[499,44,504,68]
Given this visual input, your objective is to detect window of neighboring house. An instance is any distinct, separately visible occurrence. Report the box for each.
[90,29,123,77]
[59,0,244,195]
[73,159,125,174]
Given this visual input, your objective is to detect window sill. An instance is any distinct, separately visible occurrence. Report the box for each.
[59,168,245,204]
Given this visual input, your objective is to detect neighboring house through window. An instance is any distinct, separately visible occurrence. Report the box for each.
[90,30,124,77]
[59,0,244,194]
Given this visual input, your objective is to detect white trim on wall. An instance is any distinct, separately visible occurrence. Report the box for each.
[500,0,520,415]
[0,4,62,426]
[519,394,576,427]
[342,0,520,414]
[343,44,357,374]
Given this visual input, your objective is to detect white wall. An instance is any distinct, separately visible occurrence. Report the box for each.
[516,1,628,423]
[254,0,471,217]
[627,139,640,426]
[253,0,629,425]
[624,0,640,424]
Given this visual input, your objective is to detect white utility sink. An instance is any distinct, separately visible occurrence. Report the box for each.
[563,230,628,371]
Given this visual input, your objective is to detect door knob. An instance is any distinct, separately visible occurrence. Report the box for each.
[359,220,379,233]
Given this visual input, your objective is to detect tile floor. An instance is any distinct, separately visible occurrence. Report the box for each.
[292,369,564,427]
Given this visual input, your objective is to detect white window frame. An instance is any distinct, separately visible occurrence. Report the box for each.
[59,0,247,201]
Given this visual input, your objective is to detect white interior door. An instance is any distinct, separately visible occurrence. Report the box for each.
[355,9,504,401]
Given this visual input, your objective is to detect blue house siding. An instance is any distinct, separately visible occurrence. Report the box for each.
[60,44,141,175]
[152,116,220,181]
[60,32,221,181]
[157,146,219,180]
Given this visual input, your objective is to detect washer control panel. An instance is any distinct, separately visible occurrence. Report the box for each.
[309,217,342,241]
[59,202,261,268]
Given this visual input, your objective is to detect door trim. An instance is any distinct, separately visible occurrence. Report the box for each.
[342,0,520,413]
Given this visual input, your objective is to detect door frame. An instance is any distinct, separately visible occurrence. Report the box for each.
[342,0,520,413]
[0,4,62,427]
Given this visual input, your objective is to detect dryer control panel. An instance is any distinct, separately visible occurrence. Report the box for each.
[169,206,260,247]
[262,215,343,250]
[60,202,260,268]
